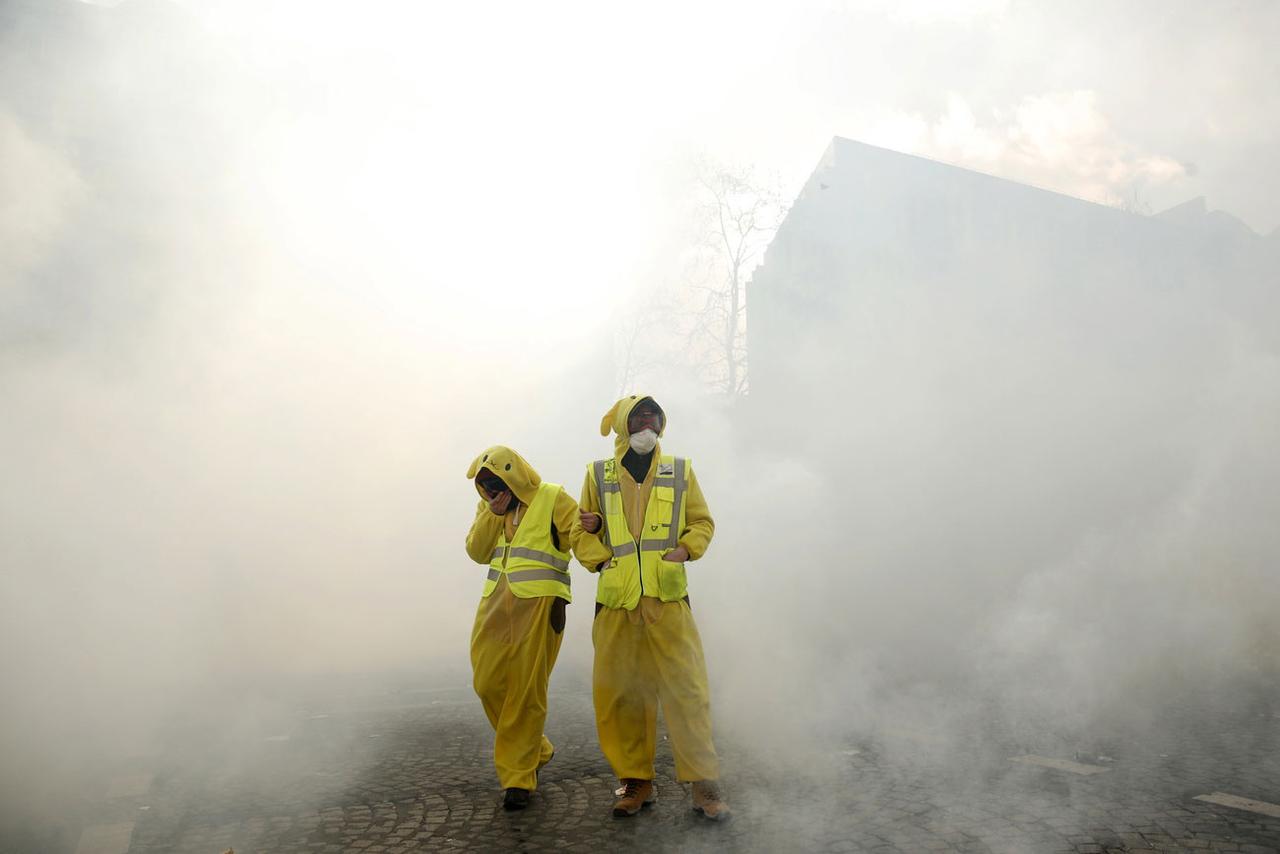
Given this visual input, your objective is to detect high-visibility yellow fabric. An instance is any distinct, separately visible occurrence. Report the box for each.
[573,394,716,606]
[589,454,689,607]
[470,575,562,790]
[464,446,573,791]
[571,398,721,781]
[483,481,572,601]
[464,488,578,568]
[592,598,719,782]
[571,395,715,609]
[465,447,577,601]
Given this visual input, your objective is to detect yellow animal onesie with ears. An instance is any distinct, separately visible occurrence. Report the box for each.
[465,446,577,792]
[571,396,720,784]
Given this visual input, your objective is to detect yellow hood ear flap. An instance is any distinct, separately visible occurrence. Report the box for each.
[600,400,622,437]
[465,457,482,479]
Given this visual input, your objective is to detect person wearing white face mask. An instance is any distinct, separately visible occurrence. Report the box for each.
[629,425,659,455]
[571,394,729,821]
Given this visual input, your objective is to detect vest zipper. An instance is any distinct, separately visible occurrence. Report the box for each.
[633,480,644,596]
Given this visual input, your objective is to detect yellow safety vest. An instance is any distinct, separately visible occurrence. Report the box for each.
[591,454,689,609]
[484,481,572,602]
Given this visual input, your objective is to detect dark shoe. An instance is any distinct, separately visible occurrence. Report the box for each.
[612,778,655,817]
[691,780,731,821]
[503,787,531,811]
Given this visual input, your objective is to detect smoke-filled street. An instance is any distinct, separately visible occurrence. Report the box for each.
[4,2,1280,853]
[47,669,1280,853]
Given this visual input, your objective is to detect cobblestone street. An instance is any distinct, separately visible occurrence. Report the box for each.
[53,674,1280,854]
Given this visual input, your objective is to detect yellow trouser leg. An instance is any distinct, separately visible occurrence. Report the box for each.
[592,607,659,780]
[471,582,563,791]
[648,601,720,782]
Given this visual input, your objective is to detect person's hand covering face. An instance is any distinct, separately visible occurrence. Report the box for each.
[478,473,513,516]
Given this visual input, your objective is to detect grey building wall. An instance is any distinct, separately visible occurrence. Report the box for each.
[747,137,1279,448]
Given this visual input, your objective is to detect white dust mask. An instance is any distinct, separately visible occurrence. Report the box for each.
[628,428,658,454]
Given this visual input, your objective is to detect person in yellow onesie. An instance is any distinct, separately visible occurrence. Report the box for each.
[572,395,731,821]
[465,446,576,811]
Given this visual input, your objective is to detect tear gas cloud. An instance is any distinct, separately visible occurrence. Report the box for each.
[2,0,1278,848]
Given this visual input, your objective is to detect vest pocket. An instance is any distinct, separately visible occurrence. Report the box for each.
[656,557,687,601]
[650,487,675,540]
[597,558,624,607]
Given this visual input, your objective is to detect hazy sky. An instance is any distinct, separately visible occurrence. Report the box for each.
[8,1,1275,376]
[141,0,1280,235]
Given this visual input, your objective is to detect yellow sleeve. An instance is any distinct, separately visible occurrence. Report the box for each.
[465,499,503,564]
[678,465,715,560]
[551,486,579,553]
[570,467,613,572]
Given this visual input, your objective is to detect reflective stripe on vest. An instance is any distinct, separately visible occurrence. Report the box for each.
[591,455,690,607]
[508,546,570,571]
[487,567,571,585]
[661,456,687,551]
[593,459,619,556]
[483,480,572,601]
[595,457,686,557]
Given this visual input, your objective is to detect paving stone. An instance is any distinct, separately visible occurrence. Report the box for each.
[71,682,1279,854]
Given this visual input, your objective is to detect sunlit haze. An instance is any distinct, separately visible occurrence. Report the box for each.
[3,1,1278,852]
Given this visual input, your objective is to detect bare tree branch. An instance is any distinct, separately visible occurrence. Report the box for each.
[676,160,789,398]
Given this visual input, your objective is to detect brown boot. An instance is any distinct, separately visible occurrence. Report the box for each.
[611,778,655,817]
[691,780,731,821]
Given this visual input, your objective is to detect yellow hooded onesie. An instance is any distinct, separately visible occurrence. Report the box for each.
[571,396,720,783]
[465,446,577,791]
